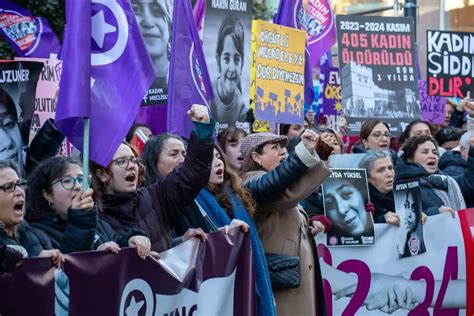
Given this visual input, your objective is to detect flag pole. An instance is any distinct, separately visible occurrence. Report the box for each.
[82,118,90,190]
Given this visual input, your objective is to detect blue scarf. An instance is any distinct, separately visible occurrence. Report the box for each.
[196,189,275,316]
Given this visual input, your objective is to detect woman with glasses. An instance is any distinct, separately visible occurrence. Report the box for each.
[25,156,154,258]
[358,119,392,151]
[90,104,214,252]
[0,160,63,268]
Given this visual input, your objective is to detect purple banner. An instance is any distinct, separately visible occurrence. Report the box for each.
[302,0,336,67]
[419,80,446,124]
[0,230,255,316]
[321,66,341,115]
[0,0,60,58]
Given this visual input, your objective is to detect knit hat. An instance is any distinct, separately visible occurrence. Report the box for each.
[240,133,288,159]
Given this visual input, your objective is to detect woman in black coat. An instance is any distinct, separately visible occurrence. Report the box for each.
[91,105,214,252]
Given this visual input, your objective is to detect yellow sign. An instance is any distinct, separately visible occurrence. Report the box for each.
[252,20,306,125]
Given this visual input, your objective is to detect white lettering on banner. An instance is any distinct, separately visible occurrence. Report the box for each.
[316,214,467,315]
[0,69,30,83]
[119,270,236,316]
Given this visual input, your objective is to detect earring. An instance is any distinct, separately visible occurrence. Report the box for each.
[258,161,262,166]
[48,200,55,210]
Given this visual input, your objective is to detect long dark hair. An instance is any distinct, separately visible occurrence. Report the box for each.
[211,145,255,216]
[26,156,81,222]
[141,133,185,185]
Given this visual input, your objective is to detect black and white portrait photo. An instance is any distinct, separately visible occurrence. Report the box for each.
[203,0,252,126]
[132,0,173,105]
[394,180,426,258]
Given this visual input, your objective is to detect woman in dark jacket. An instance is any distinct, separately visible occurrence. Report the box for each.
[91,104,214,252]
[0,160,63,267]
[240,130,330,316]
[395,135,472,215]
[358,150,398,224]
[25,156,152,258]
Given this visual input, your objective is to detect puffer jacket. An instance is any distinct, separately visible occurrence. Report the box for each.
[99,129,214,252]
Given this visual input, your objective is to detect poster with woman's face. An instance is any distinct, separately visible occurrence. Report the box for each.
[0,61,42,172]
[322,168,375,246]
[394,180,426,258]
[132,0,173,106]
[202,0,252,127]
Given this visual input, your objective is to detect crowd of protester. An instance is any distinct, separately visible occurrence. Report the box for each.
[1,95,474,315]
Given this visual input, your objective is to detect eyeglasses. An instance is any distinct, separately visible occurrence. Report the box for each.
[111,156,141,168]
[371,132,391,139]
[50,176,89,191]
[0,180,27,193]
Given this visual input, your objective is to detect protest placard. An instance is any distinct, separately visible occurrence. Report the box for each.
[427,30,474,98]
[253,20,306,125]
[336,15,420,135]
[419,80,446,124]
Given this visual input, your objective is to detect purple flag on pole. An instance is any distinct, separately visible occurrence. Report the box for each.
[167,0,213,137]
[301,0,336,67]
[193,0,206,32]
[0,0,61,58]
[55,0,155,166]
[274,0,314,106]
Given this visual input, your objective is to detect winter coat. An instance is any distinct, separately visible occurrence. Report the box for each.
[439,150,467,178]
[368,183,396,223]
[99,131,214,252]
[25,118,65,175]
[243,142,331,316]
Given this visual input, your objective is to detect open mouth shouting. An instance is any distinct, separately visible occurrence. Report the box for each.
[125,172,137,186]
[13,200,24,218]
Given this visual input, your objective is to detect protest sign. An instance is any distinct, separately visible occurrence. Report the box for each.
[322,168,375,246]
[321,66,342,115]
[0,230,255,316]
[394,180,426,258]
[336,15,420,135]
[0,60,42,171]
[316,210,473,315]
[427,30,474,98]
[253,20,306,125]
[202,0,252,128]
[419,80,446,124]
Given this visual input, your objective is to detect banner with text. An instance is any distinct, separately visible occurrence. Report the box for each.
[316,210,474,315]
[336,15,420,135]
[426,30,474,98]
[419,80,446,124]
[253,20,306,124]
[321,66,342,115]
[0,230,255,316]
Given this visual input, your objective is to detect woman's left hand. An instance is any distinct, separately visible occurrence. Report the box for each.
[97,241,121,253]
[220,219,250,234]
[128,235,151,259]
[421,212,428,225]
[39,249,64,267]
[310,220,326,236]
[182,228,208,242]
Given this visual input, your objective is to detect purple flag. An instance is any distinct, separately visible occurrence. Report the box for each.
[0,0,61,58]
[55,0,155,166]
[274,0,314,106]
[167,0,213,137]
[193,0,206,32]
[301,0,336,67]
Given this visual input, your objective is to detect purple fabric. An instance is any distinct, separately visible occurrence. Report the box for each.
[0,1,60,58]
[0,230,255,316]
[193,0,206,32]
[55,0,155,166]
[274,0,314,106]
[304,0,336,67]
[167,0,213,137]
